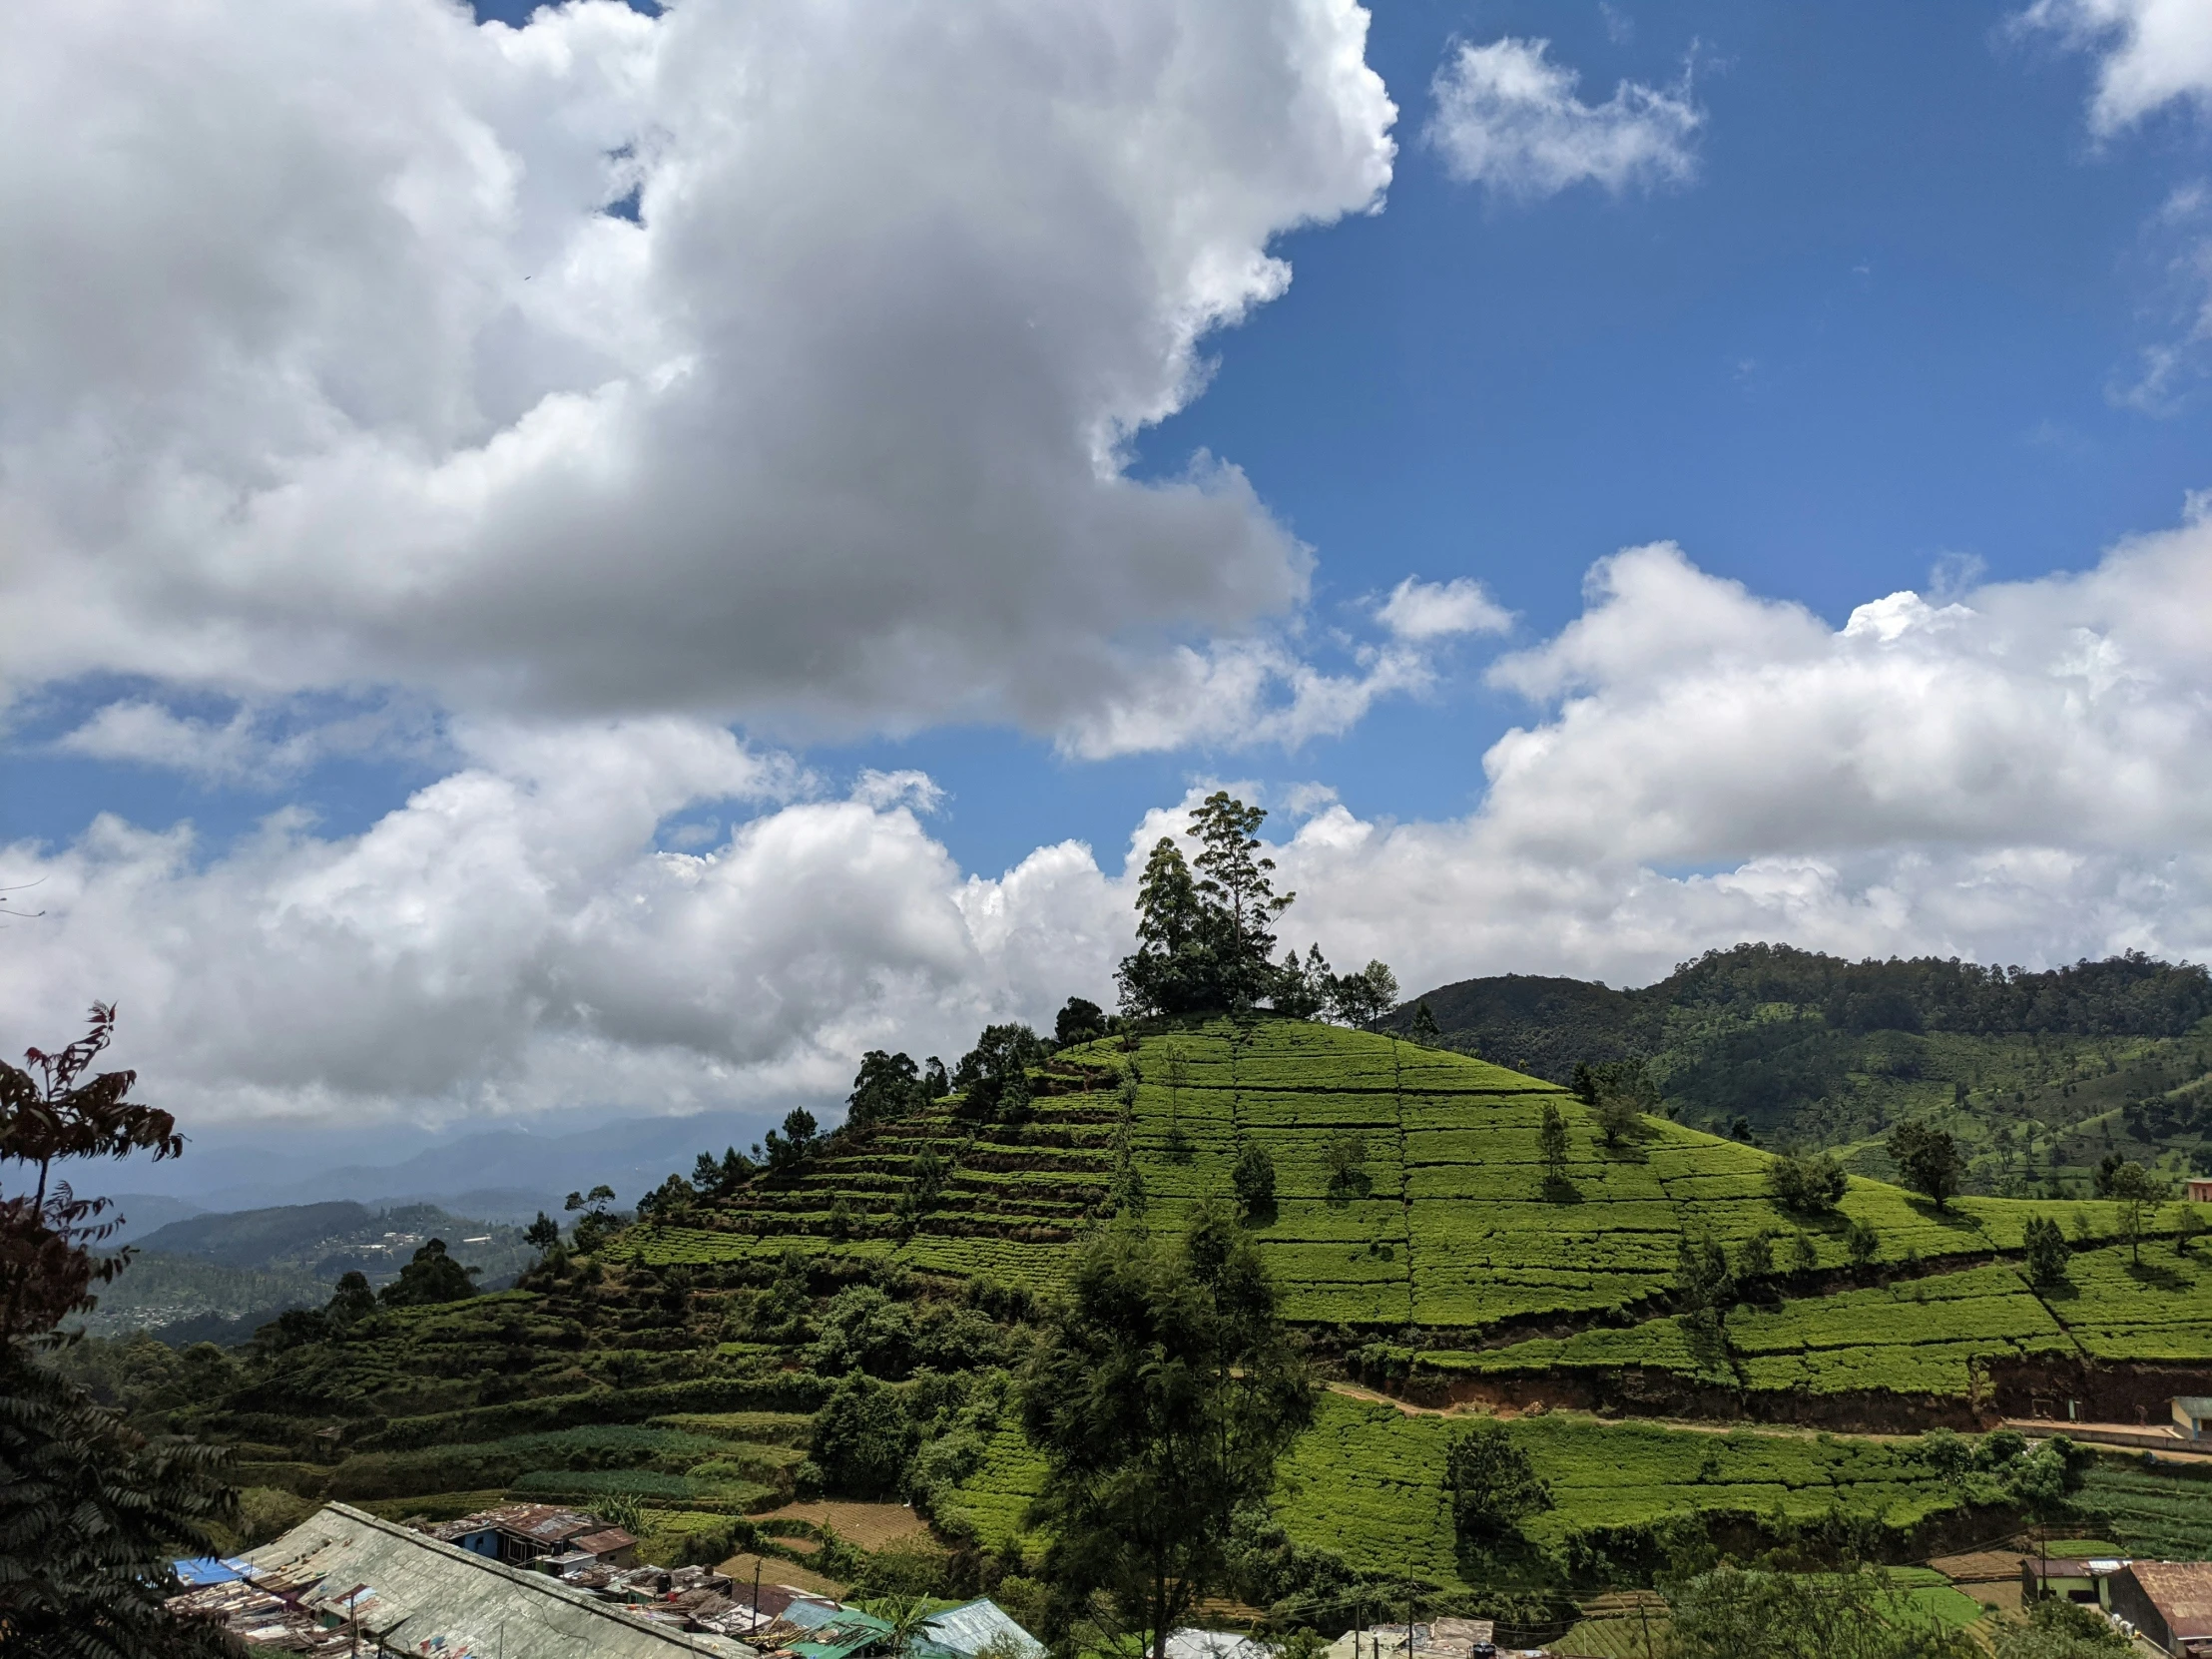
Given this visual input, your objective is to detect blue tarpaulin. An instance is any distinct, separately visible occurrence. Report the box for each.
[174,1557,254,1587]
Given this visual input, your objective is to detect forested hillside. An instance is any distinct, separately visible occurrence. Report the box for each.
[71,1201,536,1343]
[1395,945,2212,1196]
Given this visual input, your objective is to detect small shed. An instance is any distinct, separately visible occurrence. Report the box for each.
[2108,1561,2212,1656]
[2176,1398,2212,1441]
[574,1526,641,1567]
[2186,1179,2212,1204]
[1159,1633,1273,1659]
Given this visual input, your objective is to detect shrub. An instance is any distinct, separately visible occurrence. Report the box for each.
[1771,1152,1849,1215]
[1233,1144,1277,1217]
[811,1373,917,1499]
[2022,1216,2070,1289]
[1443,1418,1552,1544]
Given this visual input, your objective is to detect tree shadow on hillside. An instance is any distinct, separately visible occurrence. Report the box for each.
[1326,1170,1374,1207]
[1905,1199,1986,1236]
[1452,1527,1553,1593]
[2125,1258,2188,1292]
[1540,1174,1583,1205]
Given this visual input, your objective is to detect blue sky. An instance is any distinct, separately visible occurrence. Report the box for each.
[5,0,2211,1148]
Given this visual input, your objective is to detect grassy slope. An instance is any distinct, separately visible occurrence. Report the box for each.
[1414,965,2212,1199]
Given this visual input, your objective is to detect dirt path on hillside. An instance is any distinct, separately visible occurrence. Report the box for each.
[1323,1380,1922,1442]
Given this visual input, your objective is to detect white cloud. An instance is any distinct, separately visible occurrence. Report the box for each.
[851,770,946,814]
[2106,182,2212,412]
[52,698,437,788]
[10,512,2210,1129]
[1376,576,1513,641]
[1424,37,1700,199]
[1053,635,1431,758]
[2021,0,2212,134]
[0,0,1394,741]
[0,718,1122,1125]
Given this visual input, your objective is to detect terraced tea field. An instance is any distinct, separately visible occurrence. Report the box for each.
[623,1019,2211,1381]
[941,1388,1972,1586]
[1418,1239,2212,1403]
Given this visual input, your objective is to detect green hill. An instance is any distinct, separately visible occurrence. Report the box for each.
[78,1015,2212,1611]
[1395,944,2212,1197]
[629,1019,2197,1371]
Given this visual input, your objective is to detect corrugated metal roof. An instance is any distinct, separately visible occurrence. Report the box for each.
[910,1598,1044,1659]
[1161,1629,1273,1659]
[222,1502,754,1658]
[786,1608,893,1659]
[2128,1561,2212,1639]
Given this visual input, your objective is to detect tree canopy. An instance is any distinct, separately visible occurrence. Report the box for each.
[1887,1121,1964,1211]
[377,1239,479,1308]
[1020,1204,1313,1659]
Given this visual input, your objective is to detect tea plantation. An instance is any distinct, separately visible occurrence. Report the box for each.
[630,1018,2208,1384]
[72,1015,2212,1615]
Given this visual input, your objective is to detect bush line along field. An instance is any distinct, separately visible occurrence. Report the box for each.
[68,1015,2212,1606]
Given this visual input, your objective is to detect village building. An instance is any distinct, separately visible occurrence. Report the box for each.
[2175,1396,2212,1442]
[430,1500,624,1567]
[2108,1561,2212,1657]
[2020,1555,2129,1607]
[168,1501,752,1656]
[909,1600,1049,1659]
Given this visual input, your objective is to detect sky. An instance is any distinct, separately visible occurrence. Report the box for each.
[5,0,2212,1167]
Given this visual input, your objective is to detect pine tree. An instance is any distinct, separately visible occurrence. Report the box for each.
[1187,792,1294,1010]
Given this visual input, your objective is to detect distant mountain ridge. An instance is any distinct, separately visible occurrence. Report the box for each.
[162,1108,778,1216]
[1399,944,2212,1083]
[1395,942,2212,1195]
[81,1199,541,1344]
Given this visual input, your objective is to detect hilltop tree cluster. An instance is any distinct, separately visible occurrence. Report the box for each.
[1117,792,1395,1023]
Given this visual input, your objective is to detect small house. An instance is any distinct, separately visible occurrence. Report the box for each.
[2022,1557,2126,1607]
[2176,1398,2212,1441]
[2186,1179,2212,1204]
[429,1502,605,1567]
[2107,1561,2212,1656]
[573,1526,641,1568]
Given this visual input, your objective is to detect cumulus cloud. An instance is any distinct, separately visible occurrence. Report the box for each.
[0,717,1121,1126]
[2021,0,2212,133]
[1376,576,1513,641]
[1425,37,1701,198]
[1053,634,1431,758]
[0,0,1394,739]
[51,697,438,788]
